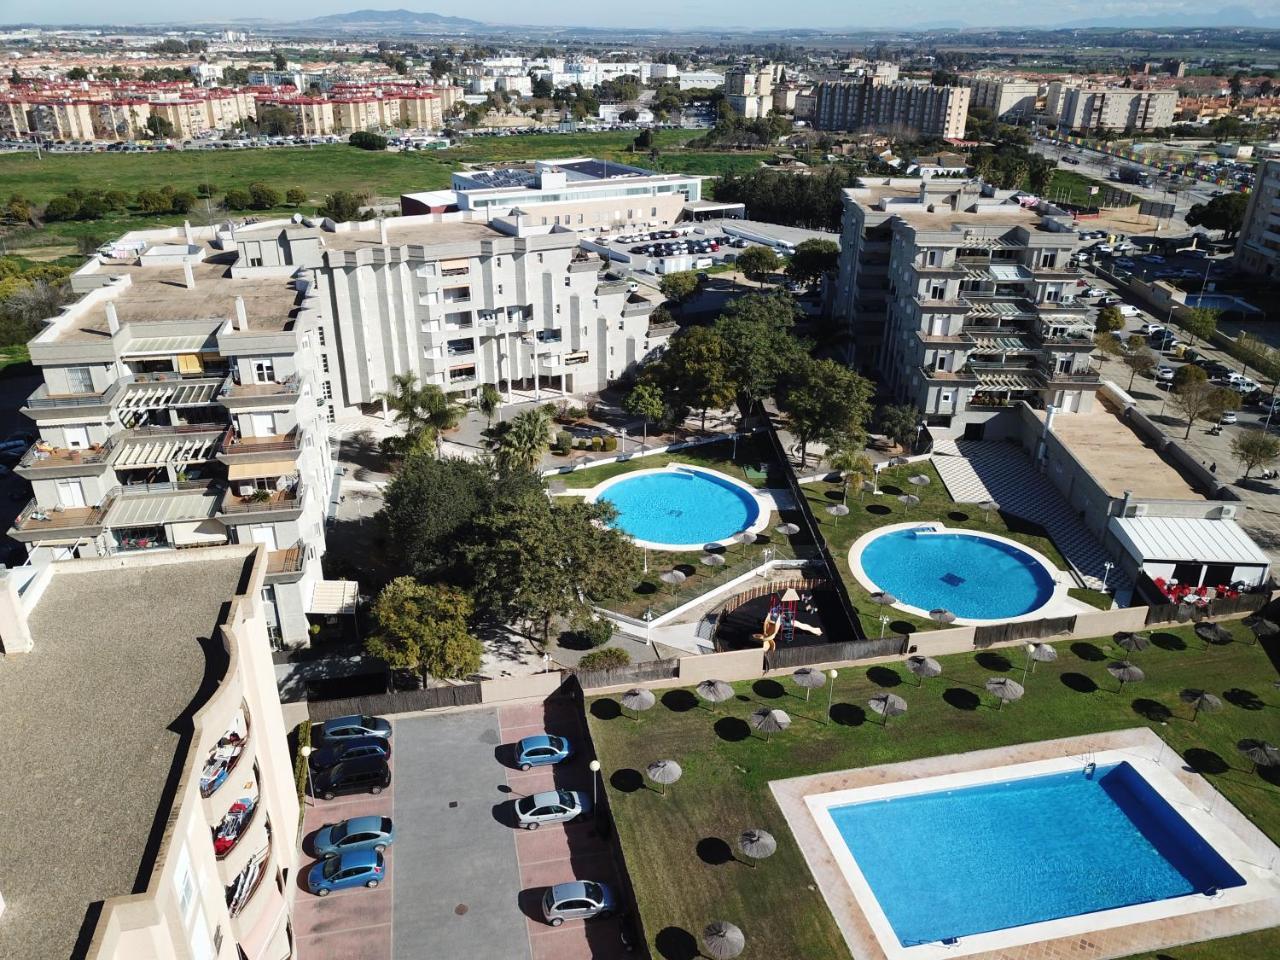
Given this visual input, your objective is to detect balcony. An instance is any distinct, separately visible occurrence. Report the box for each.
[918,366,978,384]
[217,428,302,464]
[569,253,605,273]
[213,791,260,860]
[264,541,306,584]
[200,707,250,799]
[226,847,270,919]
[15,437,116,479]
[218,375,302,411]
[440,266,470,278]
[622,295,654,318]
[219,483,305,522]
[8,494,116,542]
[21,379,125,417]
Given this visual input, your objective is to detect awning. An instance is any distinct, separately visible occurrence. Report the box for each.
[1109,516,1271,567]
[228,459,297,481]
[122,333,219,356]
[974,370,1038,391]
[310,580,359,616]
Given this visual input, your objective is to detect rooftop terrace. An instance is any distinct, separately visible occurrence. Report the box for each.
[0,554,252,960]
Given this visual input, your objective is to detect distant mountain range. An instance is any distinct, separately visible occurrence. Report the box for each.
[304,8,484,29]
[1051,8,1280,29]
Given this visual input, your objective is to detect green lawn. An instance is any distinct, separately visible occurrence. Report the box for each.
[555,435,779,490]
[0,344,30,370]
[588,628,1280,960]
[799,461,1072,634]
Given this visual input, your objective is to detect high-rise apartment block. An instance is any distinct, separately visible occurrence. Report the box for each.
[813,79,969,139]
[959,76,1040,120]
[1045,82,1178,131]
[834,179,1098,430]
[725,63,787,118]
[1235,159,1280,279]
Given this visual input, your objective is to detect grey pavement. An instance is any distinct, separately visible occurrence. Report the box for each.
[391,709,530,960]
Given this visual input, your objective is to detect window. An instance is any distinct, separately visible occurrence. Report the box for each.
[252,358,275,384]
[651,206,657,217]
[537,253,544,264]
[248,256,263,267]
[929,284,946,301]
[322,381,333,400]
[941,392,953,403]
[326,406,336,424]
[555,304,561,314]
[497,284,503,295]
[321,355,330,374]
[317,327,325,346]
[66,366,94,394]
[926,249,941,266]
[564,276,571,287]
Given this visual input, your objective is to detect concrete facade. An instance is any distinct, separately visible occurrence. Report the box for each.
[813,79,969,139]
[1235,159,1280,279]
[1046,83,1178,132]
[959,76,1039,120]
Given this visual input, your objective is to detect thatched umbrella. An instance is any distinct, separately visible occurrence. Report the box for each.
[826,503,850,518]
[929,608,957,626]
[1022,642,1058,683]
[696,679,735,711]
[1106,660,1146,692]
[1243,615,1279,645]
[1113,631,1151,655]
[1194,621,1234,646]
[702,921,746,960]
[898,493,921,513]
[1179,688,1224,723]
[775,522,800,537]
[906,655,942,686]
[792,667,827,701]
[621,687,656,719]
[985,676,1025,710]
[889,456,910,467]
[659,569,687,594]
[980,500,1001,522]
[701,552,727,569]
[736,828,777,867]
[869,590,898,608]
[908,473,931,489]
[749,706,791,742]
[1237,739,1280,774]
[868,692,908,728]
[645,759,682,796]
[737,530,758,556]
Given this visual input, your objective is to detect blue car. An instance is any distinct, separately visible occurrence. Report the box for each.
[307,849,385,896]
[313,816,395,858]
[516,734,571,771]
[309,736,391,771]
[319,714,392,742]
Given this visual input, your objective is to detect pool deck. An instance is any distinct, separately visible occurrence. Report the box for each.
[771,727,1280,960]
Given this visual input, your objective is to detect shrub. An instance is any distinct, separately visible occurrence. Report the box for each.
[223,187,252,210]
[349,131,388,151]
[285,186,307,206]
[293,719,312,825]
[554,430,572,455]
[43,195,80,221]
[572,617,614,649]
[248,181,281,210]
[591,435,604,451]
[602,435,618,452]
[578,647,631,671]
[575,437,589,449]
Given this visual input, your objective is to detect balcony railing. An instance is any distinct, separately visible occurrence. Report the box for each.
[11,494,116,534]
[265,541,305,578]
[199,708,251,799]
[18,436,116,471]
[22,379,125,411]
[218,374,301,402]
[213,794,260,860]
[221,483,303,515]
[226,847,270,919]
[223,428,301,455]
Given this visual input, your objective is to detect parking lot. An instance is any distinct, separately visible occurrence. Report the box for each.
[295,701,627,960]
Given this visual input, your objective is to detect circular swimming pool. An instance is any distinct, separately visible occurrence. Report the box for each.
[592,466,762,550]
[855,526,1056,621]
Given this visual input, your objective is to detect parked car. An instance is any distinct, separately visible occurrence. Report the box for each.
[1155,366,1175,382]
[308,757,391,800]
[1117,304,1141,318]
[319,714,392,742]
[515,734,571,770]
[313,816,395,858]
[541,880,617,926]
[307,849,385,896]
[1220,411,1238,424]
[309,736,391,771]
[1084,287,1107,298]
[1137,322,1163,336]
[515,790,591,830]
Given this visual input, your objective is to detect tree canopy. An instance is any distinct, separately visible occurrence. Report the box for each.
[643,326,736,428]
[1230,428,1280,479]
[659,270,701,305]
[382,455,497,578]
[777,356,874,465]
[712,292,806,415]
[785,239,839,286]
[737,246,781,285]
[486,406,552,477]
[367,577,482,683]
[1185,192,1249,239]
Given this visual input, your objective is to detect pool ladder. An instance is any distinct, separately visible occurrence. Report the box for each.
[1082,753,1097,779]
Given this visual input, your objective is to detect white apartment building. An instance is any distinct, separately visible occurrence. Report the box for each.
[1045,82,1178,132]
[813,79,969,139]
[959,76,1040,120]
[0,546,299,960]
[834,179,1098,432]
[1235,159,1280,279]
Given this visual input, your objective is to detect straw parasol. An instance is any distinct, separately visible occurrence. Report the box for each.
[906,655,942,685]
[980,500,1001,521]
[826,503,850,518]
[1106,660,1146,691]
[929,608,956,626]
[645,759,682,796]
[1113,631,1151,655]
[869,591,898,608]
[868,692,908,728]
[898,493,921,512]
[889,456,910,467]
[985,676,1025,710]
[749,707,791,742]
[908,473,931,489]
[737,530,758,555]
[1237,739,1280,774]
[1194,621,1233,646]
[696,679,735,710]
[1023,642,1058,682]
[736,828,777,867]
[775,522,800,537]
[701,552,727,568]
[702,921,746,960]
[620,687,656,719]
[1179,688,1224,723]
[792,667,827,701]
[659,569,687,593]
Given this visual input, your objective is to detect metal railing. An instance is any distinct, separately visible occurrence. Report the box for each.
[224,428,301,455]
[221,482,304,514]
[18,435,116,469]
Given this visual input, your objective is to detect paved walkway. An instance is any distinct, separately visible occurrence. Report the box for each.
[931,438,1128,594]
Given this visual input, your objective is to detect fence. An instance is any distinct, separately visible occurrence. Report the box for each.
[972,616,1078,648]
[571,657,680,691]
[307,683,482,720]
[768,635,907,668]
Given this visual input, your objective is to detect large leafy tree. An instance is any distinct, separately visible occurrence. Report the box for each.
[658,270,700,305]
[785,238,839,287]
[1231,429,1280,479]
[645,326,736,429]
[737,245,780,286]
[875,403,919,452]
[366,577,482,684]
[485,405,552,477]
[622,382,666,444]
[1170,379,1237,439]
[1095,305,1124,334]
[1181,307,1219,346]
[778,356,874,466]
[464,491,640,643]
[712,292,807,415]
[381,455,496,578]
[1185,192,1249,239]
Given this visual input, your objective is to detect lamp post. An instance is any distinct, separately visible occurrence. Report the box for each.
[1102,561,1114,591]
[1022,642,1036,685]
[826,669,837,725]
[879,614,890,639]
[299,745,314,805]
[589,759,601,811]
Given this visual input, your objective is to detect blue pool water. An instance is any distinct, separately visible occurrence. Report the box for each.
[859,528,1054,620]
[597,468,760,547]
[1185,293,1262,316]
[831,762,1244,947]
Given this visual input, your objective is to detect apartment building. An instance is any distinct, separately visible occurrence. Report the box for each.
[254,94,337,135]
[1235,159,1280,279]
[0,545,298,960]
[959,76,1040,120]
[1045,82,1178,131]
[151,97,213,138]
[12,230,334,647]
[834,178,1097,430]
[726,63,786,118]
[813,79,970,139]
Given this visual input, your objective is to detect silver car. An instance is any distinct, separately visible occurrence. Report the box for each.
[541,880,617,926]
[515,789,591,830]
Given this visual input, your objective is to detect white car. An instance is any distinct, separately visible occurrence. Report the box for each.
[1138,322,1164,336]
[515,790,591,830]
[1155,366,1175,382]
[1084,287,1107,298]
[1095,243,1114,255]
[1220,411,1238,424]
[1118,304,1142,318]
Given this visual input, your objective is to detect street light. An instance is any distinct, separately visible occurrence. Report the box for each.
[825,669,837,725]
[879,614,890,639]
[299,745,314,805]
[1102,561,1114,591]
[589,759,601,811]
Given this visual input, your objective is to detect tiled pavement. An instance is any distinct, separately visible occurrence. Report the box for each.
[931,438,1130,593]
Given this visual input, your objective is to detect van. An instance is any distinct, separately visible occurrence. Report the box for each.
[1117,304,1141,318]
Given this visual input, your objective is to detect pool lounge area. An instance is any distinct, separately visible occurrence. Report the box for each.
[772,728,1280,960]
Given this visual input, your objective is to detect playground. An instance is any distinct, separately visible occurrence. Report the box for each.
[715,584,853,651]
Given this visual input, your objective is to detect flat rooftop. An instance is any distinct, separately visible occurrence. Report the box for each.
[0,554,252,960]
[846,182,1056,231]
[1041,403,1204,502]
[319,218,500,251]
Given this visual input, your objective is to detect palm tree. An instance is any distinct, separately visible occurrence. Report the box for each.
[487,406,552,476]
[378,372,430,435]
[477,383,502,426]
[419,384,465,455]
[829,448,874,503]
[377,374,464,456]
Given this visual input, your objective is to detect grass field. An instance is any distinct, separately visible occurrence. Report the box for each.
[588,628,1280,960]
[1047,168,1114,207]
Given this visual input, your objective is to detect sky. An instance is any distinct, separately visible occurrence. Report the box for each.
[13,1,1276,30]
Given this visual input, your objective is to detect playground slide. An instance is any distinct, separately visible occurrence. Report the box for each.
[791,621,823,636]
[753,612,782,648]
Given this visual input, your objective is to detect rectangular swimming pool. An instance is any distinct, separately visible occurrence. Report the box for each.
[827,761,1244,948]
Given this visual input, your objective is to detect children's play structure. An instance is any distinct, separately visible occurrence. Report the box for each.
[752,588,823,650]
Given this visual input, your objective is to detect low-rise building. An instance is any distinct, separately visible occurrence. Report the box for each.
[1235,159,1280,279]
